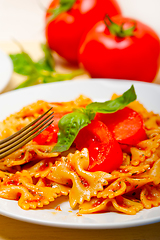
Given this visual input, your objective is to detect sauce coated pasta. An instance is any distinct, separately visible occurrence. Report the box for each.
[0,94,160,215]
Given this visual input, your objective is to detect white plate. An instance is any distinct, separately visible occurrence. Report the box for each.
[0,49,13,92]
[0,79,160,229]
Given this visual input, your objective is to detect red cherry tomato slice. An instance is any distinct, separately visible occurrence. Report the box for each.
[33,112,69,145]
[95,107,147,146]
[74,120,123,173]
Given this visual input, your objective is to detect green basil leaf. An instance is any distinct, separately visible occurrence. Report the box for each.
[52,110,95,152]
[10,52,37,76]
[35,58,53,72]
[35,44,55,72]
[86,85,136,113]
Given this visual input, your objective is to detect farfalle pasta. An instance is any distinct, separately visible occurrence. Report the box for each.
[0,93,160,216]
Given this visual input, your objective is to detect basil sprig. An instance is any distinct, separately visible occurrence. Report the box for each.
[52,85,136,153]
[10,43,84,89]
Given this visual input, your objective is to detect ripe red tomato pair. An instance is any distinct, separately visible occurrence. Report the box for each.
[45,0,160,82]
[45,0,121,63]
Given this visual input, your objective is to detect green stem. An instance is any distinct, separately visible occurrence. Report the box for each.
[43,69,85,83]
[47,0,77,23]
[15,74,40,89]
[15,68,85,89]
[104,15,136,38]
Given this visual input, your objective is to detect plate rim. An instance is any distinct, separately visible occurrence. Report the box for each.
[0,204,160,229]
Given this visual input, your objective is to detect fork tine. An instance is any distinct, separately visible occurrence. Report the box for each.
[0,107,53,146]
[0,108,55,160]
[0,109,54,150]
[0,112,54,155]
[0,119,54,160]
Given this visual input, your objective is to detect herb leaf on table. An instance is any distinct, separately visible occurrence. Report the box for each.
[10,43,84,89]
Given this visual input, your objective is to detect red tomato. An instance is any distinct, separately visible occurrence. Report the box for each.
[33,112,68,145]
[45,0,121,63]
[95,107,147,146]
[74,120,123,173]
[78,15,160,82]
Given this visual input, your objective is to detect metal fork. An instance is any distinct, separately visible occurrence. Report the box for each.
[0,107,54,160]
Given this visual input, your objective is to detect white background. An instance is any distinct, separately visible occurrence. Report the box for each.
[0,0,159,41]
